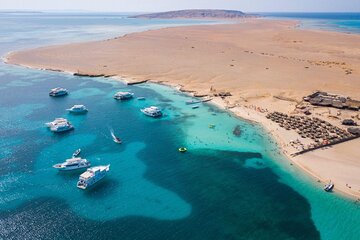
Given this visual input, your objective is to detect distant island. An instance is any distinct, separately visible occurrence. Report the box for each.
[131,9,254,19]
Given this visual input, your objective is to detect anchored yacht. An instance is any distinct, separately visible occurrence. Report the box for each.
[49,87,68,97]
[141,106,162,118]
[66,104,88,114]
[45,118,67,127]
[77,165,110,189]
[53,157,90,171]
[50,122,74,132]
[113,91,134,100]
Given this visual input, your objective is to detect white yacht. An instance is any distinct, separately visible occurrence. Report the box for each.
[49,87,68,97]
[141,106,162,117]
[53,157,90,171]
[113,91,134,100]
[50,121,74,133]
[66,104,88,114]
[77,165,110,189]
[45,118,67,127]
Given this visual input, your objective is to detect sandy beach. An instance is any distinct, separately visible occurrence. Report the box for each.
[5,18,360,198]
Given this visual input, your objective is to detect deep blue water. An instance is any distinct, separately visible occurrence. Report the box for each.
[260,12,360,33]
[0,12,359,240]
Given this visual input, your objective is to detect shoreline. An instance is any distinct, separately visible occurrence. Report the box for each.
[209,97,360,200]
[4,18,360,199]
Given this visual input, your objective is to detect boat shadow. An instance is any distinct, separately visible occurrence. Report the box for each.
[56,169,87,178]
[82,179,120,199]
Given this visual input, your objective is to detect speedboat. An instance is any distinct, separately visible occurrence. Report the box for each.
[324,182,334,192]
[110,130,122,144]
[50,121,74,133]
[77,165,110,189]
[45,118,67,127]
[53,157,90,171]
[141,106,162,118]
[66,105,88,114]
[72,149,81,158]
[49,87,68,97]
[113,91,134,100]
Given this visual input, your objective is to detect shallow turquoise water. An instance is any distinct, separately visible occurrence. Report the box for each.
[0,12,359,240]
[262,12,360,34]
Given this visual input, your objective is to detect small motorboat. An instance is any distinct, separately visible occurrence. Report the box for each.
[72,149,81,158]
[137,97,146,100]
[178,147,187,153]
[324,182,334,192]
[208,124,215,129]
[111,130,122,144]
[192,105,200,109]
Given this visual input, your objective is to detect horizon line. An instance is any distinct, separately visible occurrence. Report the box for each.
[0,9,360,14]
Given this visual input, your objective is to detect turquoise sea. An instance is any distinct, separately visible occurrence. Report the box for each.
[262,12,360,33]
[0,12,360,240]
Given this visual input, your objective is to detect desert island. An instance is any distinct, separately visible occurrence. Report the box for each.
[5,10,360,198]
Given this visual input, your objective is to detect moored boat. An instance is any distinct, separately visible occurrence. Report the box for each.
[45,118,67,127]
[110,130,122,144]
[141,106,162,118]
[77,165,110,189]
[114,91,134,100]
[46,118,74,133]
[324,182,334,192]
[186,99,201,105]
[72,149,81,158]
[53,157,90,171]
[50,122,74,132]
[66,104,88,114]
[49,87,68,97]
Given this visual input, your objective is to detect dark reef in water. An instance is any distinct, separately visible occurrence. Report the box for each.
[233,125,241,137]
[0,149,320,240]
[0,74,320,240]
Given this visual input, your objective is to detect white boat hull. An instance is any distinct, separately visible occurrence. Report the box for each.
[55,165,90,171]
